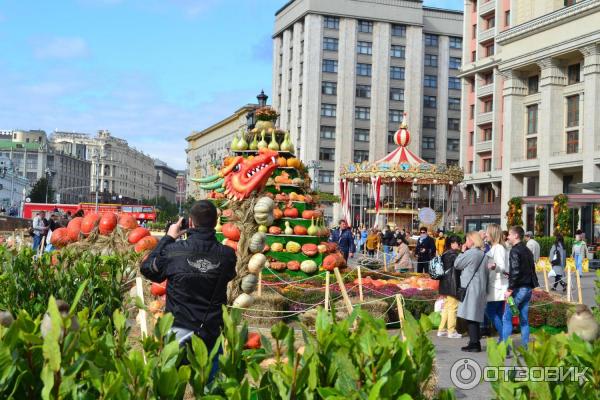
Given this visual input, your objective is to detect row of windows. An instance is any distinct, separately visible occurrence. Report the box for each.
[323,60,406,79]
[423,96,461,110]
[422,117,461,131]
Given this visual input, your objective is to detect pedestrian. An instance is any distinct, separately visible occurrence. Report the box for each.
[31,211,48,251]
[479,230,491,253]
[381,226,396,265]
[330,219,355,261]
[571,230,588,278]
[141,200,236,380]
[392,236,412,272]
[501,226,539,349]
[365,229,380,257]
[435,230,446,256]
[524,231,540,264]
[502,230,511,250]
[484,223,508,337]
[437,235,462,339]
[415,227,436,273]
[45,213,61,252]
[454,231,489,352]
[550,233,567,292]
[359,226,368,254]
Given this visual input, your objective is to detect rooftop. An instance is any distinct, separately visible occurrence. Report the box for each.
[275,0,461,16]
[0,141,44,151]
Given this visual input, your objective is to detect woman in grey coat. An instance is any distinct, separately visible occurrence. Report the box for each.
[550,233,567,291]
[454,231,489,352]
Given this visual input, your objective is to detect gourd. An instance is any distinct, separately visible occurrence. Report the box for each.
[135,236,159,253]
[283,207,298,218]
[301,243,318,257]
[293,225,307,235]
[231,132,239,151]
[249,133,258,150]
[302,210,313,219]
[300,260,318,274]
[50,228,72,248]
[241,274,258,293]
[255,212,274,226]
[237,131,249,150]
[287,157,301,168]
[284,221,293,235]
[249,232,266,253]
[222,223,241,241]
[273,208,283,220]
[307,218,318,236]
[128,227,150,244]
[268,132,280,151]
[317,244,328,254]
[280,132,294,153]
[66,217,83,240]
[254,197,275,225]
[286,241,301,253]
[270,262,286,271]
[81,213,100,236]
[257,130,268,149]
[322,253,345,271]
[287,260,300,271]
[118,214,138,230]
[268,226,282,234]
[248,253,266,274]
[233,293,254,308]
[215,218,223,233]
[271,242,284,252]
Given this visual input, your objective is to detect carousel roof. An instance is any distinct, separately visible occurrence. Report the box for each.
[339,113,463,185]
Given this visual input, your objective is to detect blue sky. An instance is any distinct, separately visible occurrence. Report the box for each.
[0,0,462,169]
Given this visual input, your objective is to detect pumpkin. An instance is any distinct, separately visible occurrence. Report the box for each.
[66,217,83,240]
[287,157,301,168]
[321,242,337,253]
[50,228,72,248]
[241,274,258,293]
[254,197,274,214]
[222,209,234,218]
[249,232,266,253]
[287,260,301,271]
[301,210,313,219]
[151,281,167,296]
[300,260,318,274]
[270,262,286,271]
[128,227,150,244]
[268,226,282,234]
[134,236,159,253]
[258,225,268,233]
[254,212,273,226]
[223,238,238,252]
[232,293,254,308]
[322,254,343,271]
[285,241,301,253]
[270,242,284,252]
[98,213,118,235]
[311,210,323,218]
[273,208,283,220]
[301,243,318,257]
[293,225,307,235]
[277,156,288,167]
[317,244,328,254]
[275,193,288,202]
[289,192,300,201]
[81,213,100,236]
[283,207,299,218]
[118,214,138,230]
[245,332,261,349]
[222,223,241,241]
[248,253,266,274]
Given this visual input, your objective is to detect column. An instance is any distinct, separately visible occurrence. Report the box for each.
[582,43,600,187]
[279,29,292,130]
[436,36,450,164]
[369,21,391,162]
[289,22,303,150]
[404,25,424,156]
[272,36,282,113]
[300,14,322,164]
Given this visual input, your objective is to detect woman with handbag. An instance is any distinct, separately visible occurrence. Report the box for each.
[484,223,508,337]
[550,234,567,291]
[437,236,462,339]
[454,231,490,353]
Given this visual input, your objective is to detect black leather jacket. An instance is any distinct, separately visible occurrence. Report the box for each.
[141,228,237,342]
[508,242,539,290]
[439,249,460,297]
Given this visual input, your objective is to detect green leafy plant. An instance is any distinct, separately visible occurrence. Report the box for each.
[534,206,546,237]
[506,197,523,229]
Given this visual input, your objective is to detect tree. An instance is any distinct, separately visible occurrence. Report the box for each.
[29,177,54,203]
[141,196,179,223]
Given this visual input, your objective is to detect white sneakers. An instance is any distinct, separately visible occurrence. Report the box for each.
[437,331,447,337]
[437,330,462,338]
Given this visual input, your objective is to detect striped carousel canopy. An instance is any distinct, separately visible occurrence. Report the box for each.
[375,113,425,166]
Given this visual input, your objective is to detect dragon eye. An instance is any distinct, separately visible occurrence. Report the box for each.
[233,164,240,172]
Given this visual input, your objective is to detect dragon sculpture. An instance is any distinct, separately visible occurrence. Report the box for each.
[192,148,279,200]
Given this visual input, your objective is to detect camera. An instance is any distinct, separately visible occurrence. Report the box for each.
[180,215,189,230]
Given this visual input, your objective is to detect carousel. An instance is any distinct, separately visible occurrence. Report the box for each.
[339,114,464,231]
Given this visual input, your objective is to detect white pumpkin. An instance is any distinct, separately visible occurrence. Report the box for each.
[254,212,274,226]
[232,293,254,308]
[249,232,266,253]
[241,274,259,294]
[254,196,274,213]
[300,260,318,274]
[248,253,266,274]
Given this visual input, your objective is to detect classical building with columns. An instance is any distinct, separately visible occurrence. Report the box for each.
[458,0,600,235]
[273,0,463,222]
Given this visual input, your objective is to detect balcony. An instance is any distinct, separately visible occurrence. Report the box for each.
[477,111,493,124]
[478,83,494,97]
[478,0,495,16]
[478,27,495,43]
[476,140,493,153]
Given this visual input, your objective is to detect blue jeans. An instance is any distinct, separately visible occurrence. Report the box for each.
[486,301,504,335]
[501,287,532,348]
[383,245,394,264]
[32,234,42,251]
[574,254,583,276]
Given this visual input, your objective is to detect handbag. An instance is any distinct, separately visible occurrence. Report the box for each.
[457,252,486,302]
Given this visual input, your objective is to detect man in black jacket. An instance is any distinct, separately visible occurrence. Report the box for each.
[141,200,237,359]
[415,227,436,273]
[501,225,539,348]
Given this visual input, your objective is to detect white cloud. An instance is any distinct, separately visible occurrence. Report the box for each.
[32,37,90,59]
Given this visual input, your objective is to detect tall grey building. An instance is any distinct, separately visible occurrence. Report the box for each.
[273,0,463,218]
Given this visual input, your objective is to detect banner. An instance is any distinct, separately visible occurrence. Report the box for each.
[339,179,351,225]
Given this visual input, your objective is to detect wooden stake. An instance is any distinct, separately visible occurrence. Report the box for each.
[383,248,388,272]
[257,271,262,297]
[542,262,549,293]
[395,294,406,341]
[324,271,330,312]
[357,266,364,302]
[575,269,583,304]
[333,267,353,315]
[566,267,572,302]
[135,277,149,339]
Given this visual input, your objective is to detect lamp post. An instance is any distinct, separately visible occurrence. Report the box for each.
[307,160,321,191]
[44,167,55,203]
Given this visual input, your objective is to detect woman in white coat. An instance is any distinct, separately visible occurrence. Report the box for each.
[484,223,508,337]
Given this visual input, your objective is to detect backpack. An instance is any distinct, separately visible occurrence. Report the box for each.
[429,256,445,280]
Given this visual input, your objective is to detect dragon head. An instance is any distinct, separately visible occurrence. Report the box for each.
[193,148,279,200]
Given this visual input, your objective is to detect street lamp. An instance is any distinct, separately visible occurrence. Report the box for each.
[44,168,55,203]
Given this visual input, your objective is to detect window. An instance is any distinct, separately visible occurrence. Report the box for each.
[449,77,461,90]
[320,126,336,140]
[484,42,495,57]
[322,59,338,73]
[323,37,339,51]
[423,116,437,128]
[469,131,474,146]
[482,158,492,172]
[564,0,577,6]
[505,10,511,26]
[319,148,335,161]
[354,150,369,163]
[566,131,579,154]
[358,20,373,33]
[485,14,496,29]
[318,170,334,184]
[424,75,437,88]
[482,97,493,112]
[481,126,492,141]
[357,63,372,76]
[356,84,371,98]
[424,34,438,47]
[449,57,461,69]
[355,106,370,120]
[322,81,337,95]
[388,131,396,144]
[449,36,462,49]
[447,159,459,166]
[357,41,372,55]
[390,66,404,80]
[422,137,436,149]
[389,109,403,122]
[390,88,404,101]
[354,129,369,142]
[567,95,579,127]
[449,97,461,110]
[469,104,475,118]
[472,24,477,38]
[447,139,460,152]
[424,95,437,108]
[321,103,336,117]
[528,75,539,94]
[526,138,537,159]
[568,63,581,84]
[448,118,460,131]
[424,54,438,67]
[324,16,339,29]
[483,186,495,203]
[391,45,405,58]
[391,24,406,37]
[527,104,538,134]
[471,50,476,62]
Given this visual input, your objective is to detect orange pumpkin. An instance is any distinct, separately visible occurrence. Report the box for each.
[301,243,318,257]
[99,213,118,235]
[320,242,337,253]
[283,207,299,218]
[134,236,159,253]
[277,157,287,167]
[245,332,261,349]
[50,227,72,248]
[118,214,138,230]
[322,253,345,271]
[81,213,100,236]
[275,193,289,202]
[128,227,150,244]
[287,260,301,271]
[268,226,282,235]
[301,210,313,219]
[223,239,238,252]
[287,158,301,168]
[151,281,167,296]
[273,208,283,220]
[293,225,307,235]
[222,223,241,241]
[66,217,83,241]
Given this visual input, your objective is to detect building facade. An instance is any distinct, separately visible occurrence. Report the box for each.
[459,0,600,231]
[154,160,178,204]
[176,170,187,204]
[0,130,49,184]
[273,0,463,220]
[46,150,92,204]
[51,130,156,203]
[0,156,29,210]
